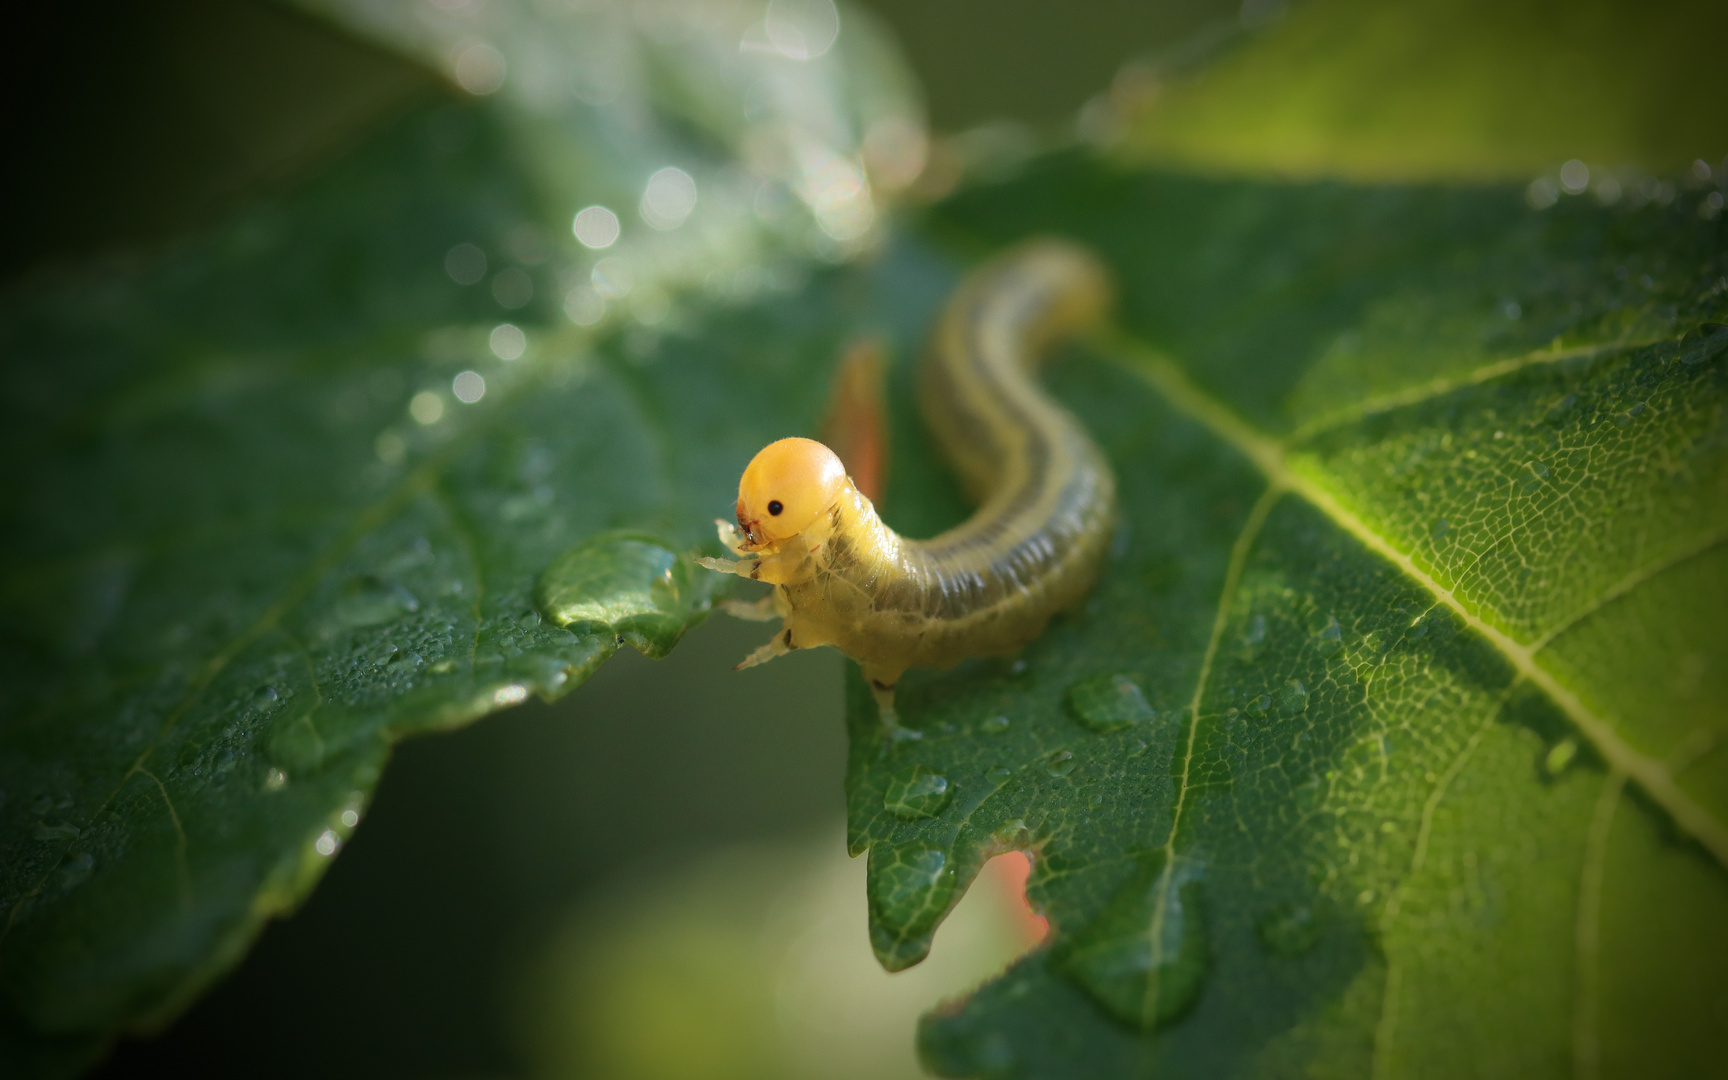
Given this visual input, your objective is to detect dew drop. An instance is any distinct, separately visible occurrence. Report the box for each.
[1045,750,1078,778]
[1055,853,1208,1030]
[1245,693,1272,717]
[1066,673,1156,732]
[985,765,1013,784]
[1520,460,1552,493]
[1545,738,1578,775]
[884,766,953,820]
[980,714,1011,735]
[264,768,287,791]
[1314,615,1342,657]
[1243,613,1267,647]
[249,686,280,712]
[534,533,712,658]
[1679,322,1728,366]
[1277,679,1309,715]
[1257,902,1318,956]
[314,830,340,857]
[867,845,956,967]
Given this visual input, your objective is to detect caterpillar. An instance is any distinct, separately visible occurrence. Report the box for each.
[698,240,1117,727]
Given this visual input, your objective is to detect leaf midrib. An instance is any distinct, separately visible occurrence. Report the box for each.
[1099,327,1728,870]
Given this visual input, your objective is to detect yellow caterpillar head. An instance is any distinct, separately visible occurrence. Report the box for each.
[735,437,847,548]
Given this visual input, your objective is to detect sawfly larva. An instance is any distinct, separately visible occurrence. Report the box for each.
[699,240,1117,728]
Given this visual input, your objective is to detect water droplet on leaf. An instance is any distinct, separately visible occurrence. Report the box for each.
[535,533,716,658]
[867,845,956,969]
[1045,750,1078,778]
[1066,673,1156,732]
[980,714,1010,735]
[1277,679,1309,715]
[1242,613,1267,657]
[1679,322,1728,366]
[884,766,953,820]
[1314,616,1342,657]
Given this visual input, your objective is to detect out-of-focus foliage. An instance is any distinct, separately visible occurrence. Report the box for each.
[2,0,1725,1077]
[1113,0,1728,179]
[0,2,922,1070]
[517,838,1041,1080]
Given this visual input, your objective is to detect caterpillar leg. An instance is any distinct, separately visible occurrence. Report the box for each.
[720,594,780,621]
[715,518,752,556]
[864,665,915,743]
[736,625,798,670]
[869,679,900,732]
[695,520,759,579]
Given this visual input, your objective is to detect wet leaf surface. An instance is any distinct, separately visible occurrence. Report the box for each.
[839,158,1728,1078]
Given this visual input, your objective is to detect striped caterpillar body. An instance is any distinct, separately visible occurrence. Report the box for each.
[698,240,1117,725]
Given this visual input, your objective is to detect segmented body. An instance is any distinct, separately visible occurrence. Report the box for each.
[704,240,1117,711]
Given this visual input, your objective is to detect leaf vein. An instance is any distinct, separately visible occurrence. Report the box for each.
[1289,336,1661,443]
[1104,329,1728,871]
[1142,484,1281,1029]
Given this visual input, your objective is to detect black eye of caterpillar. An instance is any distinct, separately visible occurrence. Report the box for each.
[767,500,784,516]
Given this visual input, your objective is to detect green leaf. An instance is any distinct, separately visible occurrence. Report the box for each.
[0,0,923,1062]
[844,157,1728,1077]
[1117,0,1728,180]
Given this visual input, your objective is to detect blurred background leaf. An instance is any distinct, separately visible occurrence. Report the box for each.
[1113,0,1728,180]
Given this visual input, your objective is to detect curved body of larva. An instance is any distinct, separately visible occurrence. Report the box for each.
[701,240,1117,720]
